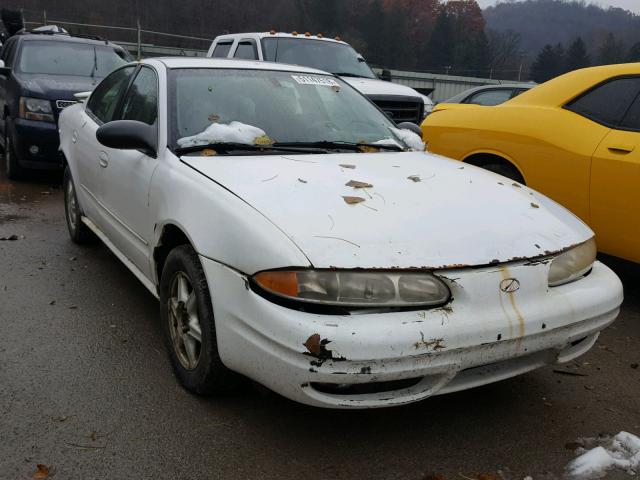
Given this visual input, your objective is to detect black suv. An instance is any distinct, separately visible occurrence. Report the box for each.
[0,29,130,179]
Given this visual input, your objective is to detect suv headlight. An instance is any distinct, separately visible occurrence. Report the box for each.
[253,270,451,308]
[548,238,597,287]
[19,97,54,122]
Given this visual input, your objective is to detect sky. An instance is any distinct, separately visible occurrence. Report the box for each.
[476,0,640,13]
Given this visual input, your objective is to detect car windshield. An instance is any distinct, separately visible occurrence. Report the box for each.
[262,38,376,79]
[170,68,414,152]
[18,41,128,77]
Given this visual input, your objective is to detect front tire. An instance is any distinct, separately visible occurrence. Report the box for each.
[63,167,94,244]
[481,162,525,184]
[160,245,238,395]
[5,127,26,180]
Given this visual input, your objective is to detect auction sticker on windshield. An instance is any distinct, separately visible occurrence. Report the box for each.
[291,74,340,87]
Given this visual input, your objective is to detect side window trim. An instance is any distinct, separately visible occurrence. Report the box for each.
[86,65,138,125]
[563,75,640,131]
[118,64,160,155]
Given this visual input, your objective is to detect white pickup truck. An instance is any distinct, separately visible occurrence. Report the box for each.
[207,32,433,124]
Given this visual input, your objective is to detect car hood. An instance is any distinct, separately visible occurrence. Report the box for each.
[182,152,592,270]
[341,76,422,99]
[17,73,101,100]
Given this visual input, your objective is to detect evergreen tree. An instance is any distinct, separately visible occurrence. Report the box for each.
[598,33,625,65]
[627,42,640,62]
[565,37,590,71]
[427,10,454,72]
[529,43,565,82]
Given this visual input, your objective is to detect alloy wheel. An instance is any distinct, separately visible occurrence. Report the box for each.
[168,272,203,370]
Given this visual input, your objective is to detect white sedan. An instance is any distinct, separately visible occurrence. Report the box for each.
[59,58,623,409]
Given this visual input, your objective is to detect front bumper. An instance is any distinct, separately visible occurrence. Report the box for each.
[202,258,623,408]
[12,118,62,170]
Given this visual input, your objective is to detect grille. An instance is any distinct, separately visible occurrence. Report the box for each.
[56,100,77,110]
[369,95,424,124]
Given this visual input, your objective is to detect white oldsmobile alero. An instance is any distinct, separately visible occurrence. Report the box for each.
[59,58,623,409]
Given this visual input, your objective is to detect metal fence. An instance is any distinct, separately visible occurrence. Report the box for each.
[20,12,529,102]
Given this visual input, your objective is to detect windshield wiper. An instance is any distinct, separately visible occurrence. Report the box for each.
[273,141,404,152]
[332,72,370,79]
[174,142,327,156]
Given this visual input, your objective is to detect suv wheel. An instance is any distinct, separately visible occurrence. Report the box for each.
[63,166,94,244]
[160,245,238,395]
[5,127,25,180]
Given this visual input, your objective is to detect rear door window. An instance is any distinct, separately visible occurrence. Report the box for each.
[565,77,640,128]
[466,89,513,106]
[233,40,258,60]
[86,66,136,124]
[212,41,233,58]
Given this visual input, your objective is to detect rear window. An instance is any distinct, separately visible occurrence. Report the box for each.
[565,77,640,128]
[18,40,128,77]
[211,41,232,58]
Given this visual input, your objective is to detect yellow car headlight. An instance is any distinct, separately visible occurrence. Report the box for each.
[548,238,597,287]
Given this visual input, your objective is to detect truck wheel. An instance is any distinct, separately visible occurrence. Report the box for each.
[63,166,94,244]
[160,245,238,395]
[5,128,25,180]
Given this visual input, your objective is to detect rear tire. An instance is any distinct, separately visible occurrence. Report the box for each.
[5,127,26,180]
[63,166,94,244]
[160,245,238,396]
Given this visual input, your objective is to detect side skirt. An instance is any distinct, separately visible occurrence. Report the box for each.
[81,215,159,299]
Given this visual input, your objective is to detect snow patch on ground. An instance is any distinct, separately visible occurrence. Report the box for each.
[177,121,267,148]
[566,432,640,478]
[389,127,426,151]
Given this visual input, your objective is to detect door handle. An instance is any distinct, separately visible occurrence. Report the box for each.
[99,152,109,168]
[607,144,635,154]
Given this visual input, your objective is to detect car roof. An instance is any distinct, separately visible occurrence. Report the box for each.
[152,57,334,75]
[18,32,122,48]
[215,32,347,45]
[509,62,640,107]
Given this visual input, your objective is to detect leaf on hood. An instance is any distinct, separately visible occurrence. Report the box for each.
[342,196,365,205]
[358,145,379,153]
[407,175,421,182]
[531,202,540,209]
[32,464,50,479]
[253,134,274,146]
[345,180,373,189]
[339,164,356,169]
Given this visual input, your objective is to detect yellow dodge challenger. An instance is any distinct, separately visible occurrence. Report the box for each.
[422,63,640,263]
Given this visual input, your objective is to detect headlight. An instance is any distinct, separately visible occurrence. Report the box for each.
[19,97,54,122]
[253,270,451,308]
[548,238,597,287]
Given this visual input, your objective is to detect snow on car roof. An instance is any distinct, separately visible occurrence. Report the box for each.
[153,57,333,75]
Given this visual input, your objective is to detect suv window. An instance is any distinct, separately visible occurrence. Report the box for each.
[565,77,640,128]
[1,38,18,67]
[212,41,232,58]
[87,66,135,124]
[234,41,257,60]
[120,67,158,125]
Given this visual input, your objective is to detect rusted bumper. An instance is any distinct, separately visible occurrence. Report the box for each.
[201,257,623,409]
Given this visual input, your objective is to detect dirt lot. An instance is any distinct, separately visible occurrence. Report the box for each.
[0,169,638,480]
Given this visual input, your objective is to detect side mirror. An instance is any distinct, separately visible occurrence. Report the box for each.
[0,59,10,76]
[96,120,157,158]
[379,69,392,82]
[396,122,423,137]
